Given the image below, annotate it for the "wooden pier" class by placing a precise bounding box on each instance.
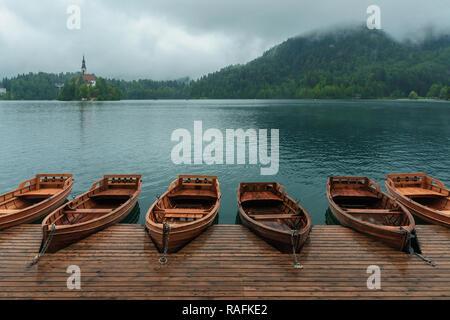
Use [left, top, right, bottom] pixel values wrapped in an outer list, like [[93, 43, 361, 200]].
[[0, 224, 449, 299]]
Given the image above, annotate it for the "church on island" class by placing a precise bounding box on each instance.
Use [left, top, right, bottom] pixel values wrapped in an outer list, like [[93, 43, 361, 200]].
[[80, 55, 96, 87]]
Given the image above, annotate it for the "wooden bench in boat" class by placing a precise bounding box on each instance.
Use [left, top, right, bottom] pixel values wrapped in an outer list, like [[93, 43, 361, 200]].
[[90, 189, 135, 197], [0, 209, 21, 215], [396, 187, 445, 197], [332, 189, 379, 198], [439, 210, 450, 216], [161, 208, 208, 219], [64, 209, 113, 214], [168, 189, 217, 199], [241, 191, 282, 202], [344, 208, 403, 214], [18, 188, 61, 199], [249, 214, 301, 220]]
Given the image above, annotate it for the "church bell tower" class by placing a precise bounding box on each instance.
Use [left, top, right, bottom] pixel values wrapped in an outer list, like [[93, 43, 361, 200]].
[[81, 55, 86, 75]]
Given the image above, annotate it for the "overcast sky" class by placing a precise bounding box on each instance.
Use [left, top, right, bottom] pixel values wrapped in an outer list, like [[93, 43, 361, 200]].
[[0, 0, 449, 80]]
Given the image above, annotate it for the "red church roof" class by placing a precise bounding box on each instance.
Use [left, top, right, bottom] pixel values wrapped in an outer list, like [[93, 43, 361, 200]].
[[82, 74, 96, 82]]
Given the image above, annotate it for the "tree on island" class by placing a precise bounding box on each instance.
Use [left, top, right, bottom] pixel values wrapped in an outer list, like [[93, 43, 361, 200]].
[[408, 91, 419, 99], [58, 76, 122, 101]]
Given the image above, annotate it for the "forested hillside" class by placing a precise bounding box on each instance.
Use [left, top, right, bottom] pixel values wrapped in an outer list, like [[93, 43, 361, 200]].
[[1, 26, 449, 100], [189, 26, 450, 99]]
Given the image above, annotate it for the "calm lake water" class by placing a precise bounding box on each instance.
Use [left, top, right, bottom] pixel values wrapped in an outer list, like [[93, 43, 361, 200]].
[[0, 99, 449, 225]]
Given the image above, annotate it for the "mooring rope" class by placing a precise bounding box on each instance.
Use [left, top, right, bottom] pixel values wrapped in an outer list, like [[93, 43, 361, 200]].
[[400, 226, 437, 267], [27, 223, 56, 268], [159, 222, 171, 265], [290, 230, 303, 269]]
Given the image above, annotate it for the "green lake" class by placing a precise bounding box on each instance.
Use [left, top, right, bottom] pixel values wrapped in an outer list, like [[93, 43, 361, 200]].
[[0, 99, 448, 225]]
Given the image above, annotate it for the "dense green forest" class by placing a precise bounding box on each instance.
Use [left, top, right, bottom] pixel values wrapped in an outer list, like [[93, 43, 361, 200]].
[[58, 76, 121, 101], [189, 26, 450, 99], [1, 26, 449, 100]]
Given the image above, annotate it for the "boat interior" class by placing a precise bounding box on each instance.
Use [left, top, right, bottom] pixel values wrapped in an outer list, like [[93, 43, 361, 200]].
[[240, 182, 307, 231], [330, 177, 409, 226], [0, 174, 71, 216], [387, 173, 450, 216], [46, 175, 140, 226], [151, 175, 219, 224]]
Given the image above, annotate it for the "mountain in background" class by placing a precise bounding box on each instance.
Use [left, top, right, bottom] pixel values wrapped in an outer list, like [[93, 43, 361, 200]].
[[189, 25, 450, 99], [1, 25, 449, 100]]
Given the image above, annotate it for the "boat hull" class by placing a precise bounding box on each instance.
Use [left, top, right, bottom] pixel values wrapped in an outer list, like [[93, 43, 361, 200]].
[[327, 177, 414, 251], [238, 208, 310, 253], [237, 182, 311, 254], [44, 196, 139, 253], [42, 175, 142, 253], [386, 180, 450, 228], [145, 175, 221, 253], [0, 175, 73, 230], [327, 200, 410, 251], [146, 207, 218, 253]]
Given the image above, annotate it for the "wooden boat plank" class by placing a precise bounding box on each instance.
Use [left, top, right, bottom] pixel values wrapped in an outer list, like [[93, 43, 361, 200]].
[[64, 209, 113, 214], [168, 189, 217, 199], [90, 189, 135, 197], [18, 188, 62, 198], [397, 187, 445, 197], [249, 214, 301, 220], [241, 191, 282, 202], [165, 213, 203, 219], [344, 208, 402, 214], [332, 189, 378, 198]]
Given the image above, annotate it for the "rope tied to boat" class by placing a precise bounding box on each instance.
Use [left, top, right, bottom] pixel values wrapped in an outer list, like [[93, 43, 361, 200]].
[[400, 226, 437, 268], [290, 230, 303, 269], [159, 222, 171, 265], [26, 223, 56, 268]]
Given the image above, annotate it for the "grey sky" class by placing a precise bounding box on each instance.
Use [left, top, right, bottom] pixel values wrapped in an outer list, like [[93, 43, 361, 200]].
[[0, 0, 449, 80]]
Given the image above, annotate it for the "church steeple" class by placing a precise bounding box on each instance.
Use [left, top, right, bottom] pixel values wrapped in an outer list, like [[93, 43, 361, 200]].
[[81, 55, 86, 75]]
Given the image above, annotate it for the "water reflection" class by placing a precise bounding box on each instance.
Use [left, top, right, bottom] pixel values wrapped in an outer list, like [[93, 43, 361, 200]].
[[122, 202, 142, 224]]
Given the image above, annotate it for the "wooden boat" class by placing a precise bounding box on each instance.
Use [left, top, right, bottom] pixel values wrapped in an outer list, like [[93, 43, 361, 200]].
[[386, 173, 450, 228], [41, 175, 141, 253], [238, 182, 311, 253], [0, 174, 74, 230], [145, 175, 220, 253], [327, 176, 415, 251]]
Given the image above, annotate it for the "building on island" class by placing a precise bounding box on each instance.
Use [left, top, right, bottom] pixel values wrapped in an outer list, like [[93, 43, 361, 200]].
[[80, 55, 96, 87], [0, 88, 6, 95]]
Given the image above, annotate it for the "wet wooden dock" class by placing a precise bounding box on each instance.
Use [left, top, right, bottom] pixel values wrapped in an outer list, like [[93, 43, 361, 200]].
[[0, 224, 449, 299]]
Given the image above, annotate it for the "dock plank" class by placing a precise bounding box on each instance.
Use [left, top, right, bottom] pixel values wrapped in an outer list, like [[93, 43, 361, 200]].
[[0, 224, 448, 299]]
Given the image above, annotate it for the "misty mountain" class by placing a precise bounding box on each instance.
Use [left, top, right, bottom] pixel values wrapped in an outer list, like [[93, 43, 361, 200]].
[[2, 26, 449, 100], [189, 26, 450, 99]]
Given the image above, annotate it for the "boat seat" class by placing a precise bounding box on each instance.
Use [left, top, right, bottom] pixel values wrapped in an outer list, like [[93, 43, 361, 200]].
[[18, 188, 61, 199], [90, 189, 135, 197], [168, 189, 217, 199], [165, 213, 204, 219], [344, 208, 403, 214], [397, 187, 445, 197], [241, 191, 282, 202], [332, 189, 379, 198], [439, 210, 450, 216], [64, 209, 113, 214], [0, 209, 21, 215], [160, 208, 208, 219], [250, 214, 301, 220]]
